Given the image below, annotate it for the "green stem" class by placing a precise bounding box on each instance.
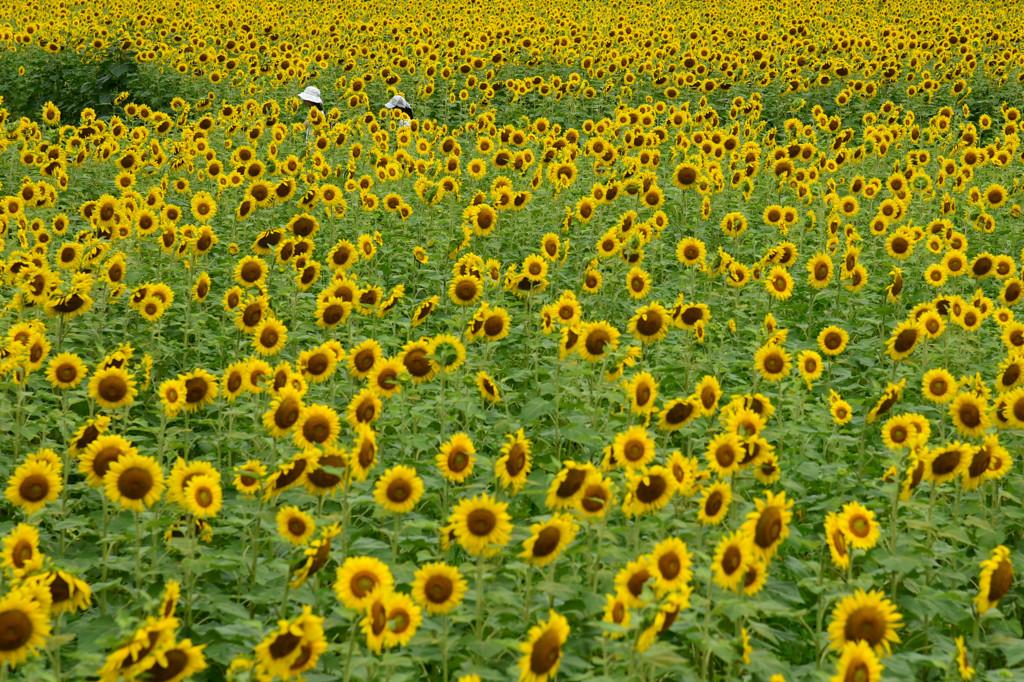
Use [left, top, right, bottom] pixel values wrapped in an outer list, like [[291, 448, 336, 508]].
[[474, 556, 486, 647]]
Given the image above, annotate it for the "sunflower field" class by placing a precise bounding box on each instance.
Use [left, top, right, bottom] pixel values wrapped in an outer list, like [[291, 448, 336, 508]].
[[2, 0, 1024, 680]]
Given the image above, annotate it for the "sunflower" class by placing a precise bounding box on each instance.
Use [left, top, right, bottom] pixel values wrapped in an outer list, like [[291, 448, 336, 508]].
[[361, 591, 422, 652], [650, 536, 693, 595], [518, 610, 570, 682], [579, 321, 621, 362], [921, 368, 956, 403], [495, 429, 532, 493], [949, 392, 990, 437], [98, 616, 178, 680], [817, 326, 849, 356], [5, 460, 61, 514], [954, 636, 974, 680], [373, 465, 424, 514], [866, 380, 906, 423], [289, 523, 342, 589], [251, 317, 288, 356], [922, 442, 972, 484], [402, 338, 439, 384], [449, 493, 513, 557], [79, 434, 136, 487], [448, 274, 483, 306], [334, 556, 394, 611], [233, 256, 268, 288], [626, 267, 651, 299], [704, 432, 743, 478], [831, 641, 883, 682], [46, 352, 87, 389], [741, 490, 794, 561], [885, 320, 924, 361], [276, 506, 315, 546], [613, 426, 656, 470], [346, 388, 382, 429], [139, 638, 208, 682], [520, 514, 578, 568], [975, 545, 1014, 615], [697, 482, 732, 525], [753, 344, 791, 382], [623, 466, 677, 517], [181, 474, 222, 518], [628, 302, 670, 344], [254, 607, 325, 680], [232, 460, 266, 497], [25, 569, 91, 616], [476, 371, 501, 403], [349, 424, 379, 482], [824, 512, 850, 569], [623, 372, 658, 415], [0, 586, 52, 666], [797, 350, 824, 386], [88, 365, 137, 409], [545, 462, 597, 511], [828, 589, 903, 655], [293, 404, 341, 450], [479, 306, 512, 342], [437, 433, 476, 483], [412, 562, 467, 615], [261, 387, 303, 437], [601, 593, 631, 639], [103, 453, 164, 511], [839, 502, 880, 551]]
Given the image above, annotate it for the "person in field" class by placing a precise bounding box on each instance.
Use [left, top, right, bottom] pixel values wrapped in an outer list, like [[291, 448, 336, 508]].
[[384, 94, 414, 127], [297, 86, 323, 141]]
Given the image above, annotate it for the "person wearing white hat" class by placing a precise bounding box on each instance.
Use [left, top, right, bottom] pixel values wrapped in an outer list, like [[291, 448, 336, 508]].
[[384, 94, 414, 128], [297, 86, 323, 141]]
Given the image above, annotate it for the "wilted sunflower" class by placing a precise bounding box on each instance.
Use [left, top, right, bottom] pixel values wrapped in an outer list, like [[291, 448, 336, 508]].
[[289, 523, 341, 589], [866, 380, 906, 423], [517, 610, 570, 682], [828, 589, 903, 655]]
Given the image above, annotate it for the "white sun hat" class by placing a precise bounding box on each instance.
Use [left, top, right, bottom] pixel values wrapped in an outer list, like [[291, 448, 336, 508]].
[[298, 86, 322, 105], [384, 95, 411, 110]]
